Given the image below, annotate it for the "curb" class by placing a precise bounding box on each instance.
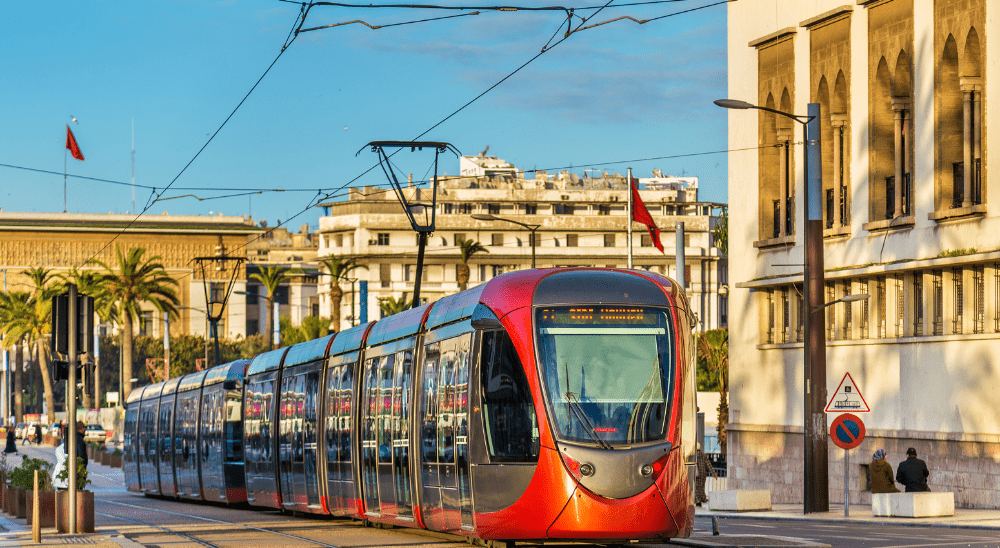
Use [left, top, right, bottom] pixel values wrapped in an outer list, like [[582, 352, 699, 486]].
[[697, 511, 1000, 531]]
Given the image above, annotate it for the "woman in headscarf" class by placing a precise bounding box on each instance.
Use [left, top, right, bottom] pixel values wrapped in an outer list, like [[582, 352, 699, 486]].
[[869, 449, 900, 493]]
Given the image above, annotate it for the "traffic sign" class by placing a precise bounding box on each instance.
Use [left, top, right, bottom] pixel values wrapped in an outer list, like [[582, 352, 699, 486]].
[[830, 413, 866, 450], [825, 372, 870, 413]]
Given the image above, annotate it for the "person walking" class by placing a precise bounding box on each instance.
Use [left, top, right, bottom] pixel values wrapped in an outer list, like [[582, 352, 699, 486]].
[[33, 423, 42, 446], [695, 444, 718, 505], [896, 447, 930, 492], [869, 449, 900, 493], [3, 427, 16, 454]]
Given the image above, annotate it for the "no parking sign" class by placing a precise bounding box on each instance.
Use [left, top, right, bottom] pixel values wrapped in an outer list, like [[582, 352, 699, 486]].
[[830, 413, 866, 450]]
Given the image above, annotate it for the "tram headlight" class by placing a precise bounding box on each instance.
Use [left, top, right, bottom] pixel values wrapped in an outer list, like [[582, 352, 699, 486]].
[[579, 463, 595, 477]]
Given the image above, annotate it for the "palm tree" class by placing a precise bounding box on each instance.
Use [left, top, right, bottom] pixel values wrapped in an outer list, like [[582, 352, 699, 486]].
[[0, 289, 56, 423], [697, 328, 729, 453], [378, 295, 412, 317], [94, 245, 180, 401], [24, 267, 61, 423], [58, 266, 118, 408], [317, 256, 367, 333], [457, 238, 489, 291], [0, 291, 32, 422], [249, 265, 291, 349]]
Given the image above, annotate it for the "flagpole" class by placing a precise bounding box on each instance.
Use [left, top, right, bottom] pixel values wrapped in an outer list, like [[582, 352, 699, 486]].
[[63, 147, 67, 213], [627, 167, 634, 269]]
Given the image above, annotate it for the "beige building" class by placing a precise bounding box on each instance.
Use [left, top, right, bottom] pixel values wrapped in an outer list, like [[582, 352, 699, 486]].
[[245, 223, 321, 335], [724, 0, 999, 508], [0, 211, 262, 340], [316, 154, 728, 332]]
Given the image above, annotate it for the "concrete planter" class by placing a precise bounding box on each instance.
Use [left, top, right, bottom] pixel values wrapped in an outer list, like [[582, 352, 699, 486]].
[[110, 453, 122, 468], [26, 490, 56, 527], [2, 484, 10, 515], [14, 487, 26, 519], [56, 490, 94, 533]]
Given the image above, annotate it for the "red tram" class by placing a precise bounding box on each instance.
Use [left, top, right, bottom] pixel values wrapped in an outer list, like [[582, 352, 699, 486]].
[[124, 268, 697, 544]]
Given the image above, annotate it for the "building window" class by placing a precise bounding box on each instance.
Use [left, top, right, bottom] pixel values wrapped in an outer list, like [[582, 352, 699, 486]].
[[640, 234, 652, 247], [875, 277, 887, 338], [273, 286, 289, 306], [458, 203, 473, 214], [245, 284, 259, 305], [913, 274, 924, 336], [453, 233, 466, 246], [973, 266, 985, 334], [597, 204, 611, 215], [380, 263, 391, 289], [895, 277, 905, 338], [487, 203, 501, 215], [376, 233, 390, 246], [209, 282, 226, 305], [566, 234, 578, 247], [826, 283, 836, 340], [720, 295, 728, 327], [555, 203, 574, 215], [780, 290, 789, 343], [524, 204, 537, 215], [860, 280, 869, 338], [953, 268, 964, 334], [443, 203, 454, 214], [842, 282, 853, 338], [491, 233, 504, 247], [247, 319, 259, 335], [604, 234, 616, 247], [767, 290, 775, 344], [795, 285, 804, 342], [139, 311, 154, 337], [335, 234, 344, 247], [932, 270, 944, 335]]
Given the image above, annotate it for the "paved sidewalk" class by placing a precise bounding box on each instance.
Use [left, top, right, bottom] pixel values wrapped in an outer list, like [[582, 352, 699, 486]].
[[0, 510, 142, 548], [697, 502, 1000, 529]]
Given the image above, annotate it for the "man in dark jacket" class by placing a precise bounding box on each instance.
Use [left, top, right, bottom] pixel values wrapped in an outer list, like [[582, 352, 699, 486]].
[[74, 421, 88, 470], [896, 447, 929, 492]]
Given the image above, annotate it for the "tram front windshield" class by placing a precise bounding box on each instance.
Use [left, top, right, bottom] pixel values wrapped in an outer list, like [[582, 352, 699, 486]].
[[536, 306, 675, 447]]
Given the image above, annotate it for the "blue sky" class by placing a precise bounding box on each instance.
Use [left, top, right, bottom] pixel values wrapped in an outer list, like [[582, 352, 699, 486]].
[[0, 0, 728, 231]]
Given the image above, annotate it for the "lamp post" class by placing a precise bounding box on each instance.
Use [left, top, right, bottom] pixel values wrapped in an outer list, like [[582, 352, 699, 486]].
[[470, 214, 541, 268], [715, 98, 828, 514]]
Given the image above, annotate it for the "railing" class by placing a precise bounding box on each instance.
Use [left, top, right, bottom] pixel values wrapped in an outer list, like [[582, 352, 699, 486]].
[[885, 173, 912, 219], [953, 160, 983, 208]]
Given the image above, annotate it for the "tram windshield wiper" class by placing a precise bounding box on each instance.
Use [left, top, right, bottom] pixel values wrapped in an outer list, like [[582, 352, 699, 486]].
[[564, 362, 613, 450]]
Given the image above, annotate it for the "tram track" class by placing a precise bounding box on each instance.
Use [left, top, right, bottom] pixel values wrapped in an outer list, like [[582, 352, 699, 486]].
[[98, 499, 348, 548]]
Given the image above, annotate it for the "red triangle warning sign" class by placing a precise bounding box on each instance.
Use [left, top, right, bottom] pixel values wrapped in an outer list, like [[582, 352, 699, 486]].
[[825, 372, 870, 413]]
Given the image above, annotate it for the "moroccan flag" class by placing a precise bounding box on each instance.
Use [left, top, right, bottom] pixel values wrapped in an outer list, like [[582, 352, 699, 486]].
[[66, 125, 85, 161], [631, 177, 664, 253]]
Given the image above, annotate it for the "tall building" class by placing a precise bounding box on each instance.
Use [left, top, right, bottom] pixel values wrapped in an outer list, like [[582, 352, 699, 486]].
[[724, 0, 998, 507], [316, 154, 728, 332], [245, 223, 321, 336]]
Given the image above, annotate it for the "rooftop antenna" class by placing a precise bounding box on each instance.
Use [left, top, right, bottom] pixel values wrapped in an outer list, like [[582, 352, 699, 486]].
[[131, 118, 136, 213]]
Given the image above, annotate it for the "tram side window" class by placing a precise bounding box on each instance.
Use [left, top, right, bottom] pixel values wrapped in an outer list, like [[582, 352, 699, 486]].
[[421, 343, 440, 463], [481, 330, 539, 462]]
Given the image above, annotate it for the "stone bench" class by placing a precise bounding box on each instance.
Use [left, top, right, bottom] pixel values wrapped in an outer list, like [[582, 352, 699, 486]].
[[708, 490, 771, 511], [872, 492, 955, 518]]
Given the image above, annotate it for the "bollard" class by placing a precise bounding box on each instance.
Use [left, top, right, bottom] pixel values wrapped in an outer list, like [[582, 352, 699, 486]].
[[32, 470, 40, 543], [712, 516, 720, 536]]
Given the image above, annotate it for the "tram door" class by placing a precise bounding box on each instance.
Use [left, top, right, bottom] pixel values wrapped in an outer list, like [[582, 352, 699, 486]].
[[360, 349, 414, 518], [280, 368, 323, 512], [157, 398, 176, 496], [420, 333, 473, 532], [324, 361, 356, 516]]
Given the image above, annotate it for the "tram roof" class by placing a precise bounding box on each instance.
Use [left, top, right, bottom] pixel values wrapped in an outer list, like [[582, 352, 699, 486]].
[[425, 284, 485, 330], [328, 321, 372, 356], [283, 335, 334, 369], [125, 385, 145, 405], [140, 381, 165, 401], [247, 347, 290, 376], [365, 303, 432, 346], [177, 369, 209, 393], [161, 376, 182, 396], [204, 359, 251, 387]]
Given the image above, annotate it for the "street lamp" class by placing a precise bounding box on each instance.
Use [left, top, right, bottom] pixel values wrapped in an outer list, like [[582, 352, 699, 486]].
[[470, 214, 541, 268], [715, 98, 828, 514]]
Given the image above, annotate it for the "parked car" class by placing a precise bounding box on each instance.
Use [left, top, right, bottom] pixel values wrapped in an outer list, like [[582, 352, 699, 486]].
[[13, 423, 26, 439], [83, 424, 106, 444]]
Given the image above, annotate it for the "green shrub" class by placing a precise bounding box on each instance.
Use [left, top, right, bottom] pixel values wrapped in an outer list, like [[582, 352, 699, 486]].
[[55, 457, 90, 491], [9, 457, 51, 491]]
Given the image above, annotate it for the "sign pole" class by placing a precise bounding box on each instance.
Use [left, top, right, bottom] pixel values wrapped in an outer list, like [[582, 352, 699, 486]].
[[844, 446, 849, 517]]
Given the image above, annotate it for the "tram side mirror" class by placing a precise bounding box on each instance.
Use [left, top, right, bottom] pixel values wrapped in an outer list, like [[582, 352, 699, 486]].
[[470, 303, 503, 330]]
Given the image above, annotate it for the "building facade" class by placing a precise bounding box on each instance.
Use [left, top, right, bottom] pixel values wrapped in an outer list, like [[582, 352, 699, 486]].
[[0, 211, 261, 340], [725, 0, 999, 508], [316, 154, 728, 332], [245, 223, 321, 336]]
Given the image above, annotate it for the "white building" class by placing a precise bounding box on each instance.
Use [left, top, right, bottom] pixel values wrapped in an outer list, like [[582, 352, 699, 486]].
[[316, 155, 728, 332], [724, 0, 1000, 507]]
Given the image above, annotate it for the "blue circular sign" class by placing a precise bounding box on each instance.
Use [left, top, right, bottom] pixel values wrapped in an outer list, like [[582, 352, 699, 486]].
[[830, 413, 865, 450]]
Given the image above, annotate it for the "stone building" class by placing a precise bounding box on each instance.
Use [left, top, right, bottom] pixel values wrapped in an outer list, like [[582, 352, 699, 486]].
[[0, 211, 261, 340], [245, 223, 320, 336], [315, 154, 728, 332], [723, 0, 998, 507]]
